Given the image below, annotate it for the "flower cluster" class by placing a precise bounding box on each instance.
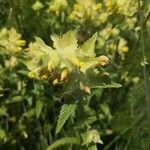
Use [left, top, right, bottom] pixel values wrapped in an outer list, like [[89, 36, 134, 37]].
[[97, 23, 128, 59], [0, 28, 25, 54], [26, 31, 109, 84], [103, 0, 141, 16], [47, 0, 68, 14], [43, 0, 142, 59], [69, 0, 108, 25]]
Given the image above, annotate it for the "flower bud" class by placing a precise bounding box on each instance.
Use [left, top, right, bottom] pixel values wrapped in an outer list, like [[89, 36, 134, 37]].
[[53, 78, 59, 85], [48, 60, 54, 72], [60, 68, 70, 81], [100, 72, 110, 77], [97, 55, 109, 67], [80, 82, 91, 94], [22, 131, 28, 139]]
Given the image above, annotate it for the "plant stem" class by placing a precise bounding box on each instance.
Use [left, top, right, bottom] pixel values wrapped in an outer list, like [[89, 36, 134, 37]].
[[104, 113, 143, 150], [138, 1, 150, 149]]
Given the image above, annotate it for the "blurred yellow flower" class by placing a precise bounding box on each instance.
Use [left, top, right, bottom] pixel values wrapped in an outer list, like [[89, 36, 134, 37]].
[[0, 28, 26, 54]]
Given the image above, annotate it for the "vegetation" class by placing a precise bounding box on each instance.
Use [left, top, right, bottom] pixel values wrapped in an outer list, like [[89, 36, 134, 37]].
[[0, 0, 150, 149]]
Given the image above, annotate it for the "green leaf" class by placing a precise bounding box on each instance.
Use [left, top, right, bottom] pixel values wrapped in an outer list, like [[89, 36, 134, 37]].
[[88, 144, 97, 150], [100, 103, 113, 120], [56, 103, 77, 134], [92, 82, 122, 89], [23, 109, 35, 118], [0, 107, 8, 116], [6, 96, 23, 104], [47, 137, 80, 150], [35, 100, 43, 119], [0, 129, 6, 140]]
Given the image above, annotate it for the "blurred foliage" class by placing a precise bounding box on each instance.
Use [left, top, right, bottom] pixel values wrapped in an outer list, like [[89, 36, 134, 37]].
[[0, 0, 150, 150]]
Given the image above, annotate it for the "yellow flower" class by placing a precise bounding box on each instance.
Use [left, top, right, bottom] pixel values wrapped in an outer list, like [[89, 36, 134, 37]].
[[32, 0, 44, 11], [48, 60, 55, 72], [47, 0, 68, 14], [28, 72, 37, 79], [118, 38, 129, 53], [0, 28, 26, 54], [60, 68, 70, 81], [72, 58, 85, 68], [53, 78, 59, 85]]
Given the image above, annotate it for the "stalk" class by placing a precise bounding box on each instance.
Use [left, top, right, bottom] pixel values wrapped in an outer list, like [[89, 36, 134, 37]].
[[138, 1, 150, 149]]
